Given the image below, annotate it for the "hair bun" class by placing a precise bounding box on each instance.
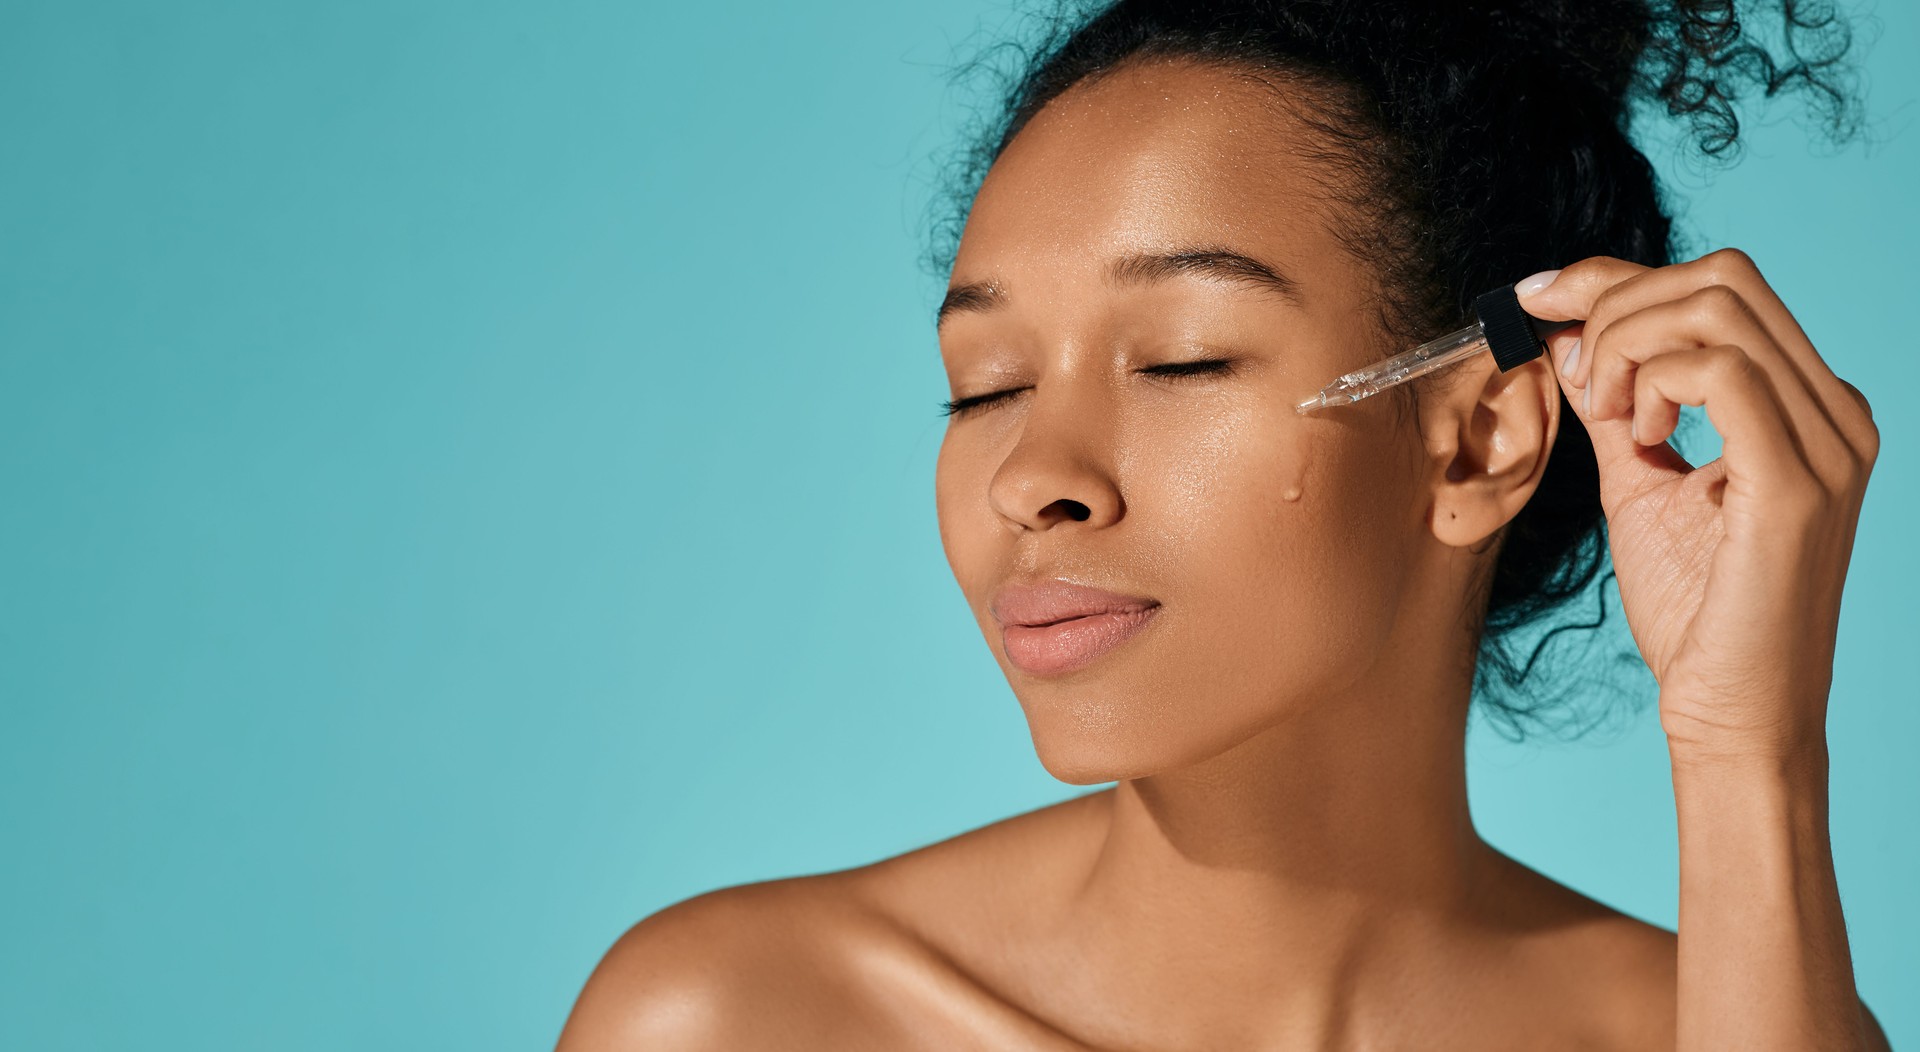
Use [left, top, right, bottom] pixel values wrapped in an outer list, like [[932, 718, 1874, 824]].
[[1475, 1, 1653, 106], [1473, 0, 1860, 156]]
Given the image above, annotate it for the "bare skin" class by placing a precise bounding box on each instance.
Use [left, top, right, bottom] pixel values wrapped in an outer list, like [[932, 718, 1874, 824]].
[[558, 57, 1887, 1051]]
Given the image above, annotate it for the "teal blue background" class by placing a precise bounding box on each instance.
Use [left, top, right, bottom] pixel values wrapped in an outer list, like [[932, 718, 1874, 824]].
[[2, 2, 1913, 1047]]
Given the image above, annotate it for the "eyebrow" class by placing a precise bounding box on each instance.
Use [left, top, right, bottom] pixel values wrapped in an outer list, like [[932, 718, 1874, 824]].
[[935, 245, 1305, 330]]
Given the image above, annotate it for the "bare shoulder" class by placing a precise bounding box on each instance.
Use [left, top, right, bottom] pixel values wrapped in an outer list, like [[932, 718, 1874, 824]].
[[553, 793, 1106, 1051], [1472, 847, 1680, 1048], [1481, 849, 1894, 1050], [553, 874, 894, 1051]]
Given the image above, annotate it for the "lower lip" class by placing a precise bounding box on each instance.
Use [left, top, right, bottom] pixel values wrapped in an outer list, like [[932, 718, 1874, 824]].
[[1000, 605, 1162, 676]]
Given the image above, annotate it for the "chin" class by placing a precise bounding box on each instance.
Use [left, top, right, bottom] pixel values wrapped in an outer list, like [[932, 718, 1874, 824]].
[[1030, 740, 1152, 786], [1012, 659, 1326, 785], [1015, 685, 1214, 785]]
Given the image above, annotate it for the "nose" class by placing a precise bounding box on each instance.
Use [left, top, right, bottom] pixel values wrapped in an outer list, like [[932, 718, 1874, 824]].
[[985, 383, 1124, 533]]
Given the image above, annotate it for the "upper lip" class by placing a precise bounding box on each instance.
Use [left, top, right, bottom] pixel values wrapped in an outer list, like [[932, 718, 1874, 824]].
[[990, 578, 1160, 627]]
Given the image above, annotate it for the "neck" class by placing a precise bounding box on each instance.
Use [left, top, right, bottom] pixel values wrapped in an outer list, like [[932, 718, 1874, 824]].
[[1061, 676, 1496, 1046]]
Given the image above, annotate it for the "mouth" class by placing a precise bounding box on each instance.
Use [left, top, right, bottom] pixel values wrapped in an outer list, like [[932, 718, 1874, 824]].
[[990, 578, 1162, 676], [999, 603, 1162, 676]]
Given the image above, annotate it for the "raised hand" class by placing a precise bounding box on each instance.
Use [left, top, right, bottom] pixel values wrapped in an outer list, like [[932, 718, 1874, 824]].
[[1515, 250, 1878, 765]]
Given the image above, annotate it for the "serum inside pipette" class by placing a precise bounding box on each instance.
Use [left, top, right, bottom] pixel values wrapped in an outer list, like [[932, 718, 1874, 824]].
[[1294, 284, 1578, 413], [1294, 321, 1492, 413]]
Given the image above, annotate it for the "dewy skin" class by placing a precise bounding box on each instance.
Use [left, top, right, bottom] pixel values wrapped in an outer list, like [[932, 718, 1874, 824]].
[[1295, 283, 1577, 413]]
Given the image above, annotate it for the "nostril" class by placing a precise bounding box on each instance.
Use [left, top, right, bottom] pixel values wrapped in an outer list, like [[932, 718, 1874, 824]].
[[1055, 499, 1091, 521]]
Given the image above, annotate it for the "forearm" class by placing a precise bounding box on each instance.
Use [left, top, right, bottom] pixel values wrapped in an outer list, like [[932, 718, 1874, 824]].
[[1669, 734, 1868, 1050]]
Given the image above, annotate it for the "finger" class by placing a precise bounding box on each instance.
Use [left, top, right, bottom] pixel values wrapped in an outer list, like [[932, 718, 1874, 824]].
[[1673, 249, 1875, 453], [1514, 256, 1650, 338], [1630, 381, 1684, 449], [1525, 257, 1661, 396], [1582, 285, 1853, 473], [1521, 249, 1874, 458], [1631, 343, 1822, 506], [1835, 377, 1883, 474], [1548, 330, 1694, 485], [1835, 377, 1872, 418]]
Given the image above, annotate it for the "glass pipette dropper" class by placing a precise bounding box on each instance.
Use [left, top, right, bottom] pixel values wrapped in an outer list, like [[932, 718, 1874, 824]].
[[1295, 283, 1579, 413]]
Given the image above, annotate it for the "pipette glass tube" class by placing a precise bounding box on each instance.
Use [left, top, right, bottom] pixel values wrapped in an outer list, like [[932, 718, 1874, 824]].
[[1293, 321, 1490, 413], [1294, 283, 1578, 414]]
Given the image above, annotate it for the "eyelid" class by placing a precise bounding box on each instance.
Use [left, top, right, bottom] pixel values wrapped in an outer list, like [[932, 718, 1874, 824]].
[[940, 356, 1237, 419], [1142, 356, 1237, 377], [938, 385, 1026, 418]]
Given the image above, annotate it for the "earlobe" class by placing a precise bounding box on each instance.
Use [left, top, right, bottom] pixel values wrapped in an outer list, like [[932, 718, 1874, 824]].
[[1425, 359, 1559, 547]]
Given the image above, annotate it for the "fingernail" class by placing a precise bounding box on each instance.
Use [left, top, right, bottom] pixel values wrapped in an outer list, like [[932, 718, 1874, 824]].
[[1559, 338, 1581, 378], [1582, 384, 1592, 416], [1514, 269, 1562, 299], [1631, 415, 1640, 444]]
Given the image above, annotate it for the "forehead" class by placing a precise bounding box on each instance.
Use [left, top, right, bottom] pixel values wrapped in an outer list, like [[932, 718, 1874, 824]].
[[954, 58, 1352, 275]]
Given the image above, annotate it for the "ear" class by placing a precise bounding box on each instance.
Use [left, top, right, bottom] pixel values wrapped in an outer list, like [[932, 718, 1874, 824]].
[[1418, 355, 1560, 548]]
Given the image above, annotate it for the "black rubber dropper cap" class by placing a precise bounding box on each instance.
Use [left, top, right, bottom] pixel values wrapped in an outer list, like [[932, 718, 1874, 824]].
[[1472, 284, 1580, 372]]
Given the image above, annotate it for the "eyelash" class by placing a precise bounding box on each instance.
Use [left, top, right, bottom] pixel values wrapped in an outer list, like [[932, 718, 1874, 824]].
[[938, 358, 1237, 419]]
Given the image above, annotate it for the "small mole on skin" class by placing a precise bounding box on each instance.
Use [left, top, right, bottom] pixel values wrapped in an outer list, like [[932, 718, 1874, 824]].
[[1282, 485, 1302, 502]]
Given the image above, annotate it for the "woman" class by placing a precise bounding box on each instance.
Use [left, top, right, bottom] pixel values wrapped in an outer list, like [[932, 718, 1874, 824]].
[[559, 1, 1888, 1047]]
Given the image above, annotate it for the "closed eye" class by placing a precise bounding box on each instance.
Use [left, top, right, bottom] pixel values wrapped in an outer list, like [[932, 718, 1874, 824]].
[[1143, 358, 1236, 380], [937, 388, 1021, 419], [938, 358, 1238, 419]]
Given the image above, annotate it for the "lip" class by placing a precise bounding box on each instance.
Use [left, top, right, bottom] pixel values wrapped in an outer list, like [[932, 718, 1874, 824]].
[[991, 580, 1162, 676]]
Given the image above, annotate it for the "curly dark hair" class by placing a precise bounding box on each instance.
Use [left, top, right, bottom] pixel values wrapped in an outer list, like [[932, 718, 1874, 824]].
[[923, 0, 1865, 741]]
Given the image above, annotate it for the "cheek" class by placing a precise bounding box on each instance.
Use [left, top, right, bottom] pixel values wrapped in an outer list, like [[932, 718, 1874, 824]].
[[933, 435, 980, 575], [933, 432, 1006, 610], [1127, 402, 1366, 582], [933, 398, 1424, 782], [1127, 406, 1417, 708]]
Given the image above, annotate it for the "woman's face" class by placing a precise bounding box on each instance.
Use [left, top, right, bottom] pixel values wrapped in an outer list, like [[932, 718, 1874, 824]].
[[935, 59, 1444, 784]]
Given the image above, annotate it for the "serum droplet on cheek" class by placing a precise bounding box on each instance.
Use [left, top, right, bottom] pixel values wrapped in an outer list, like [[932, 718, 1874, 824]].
[[1276, 419, 1312, 504]]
